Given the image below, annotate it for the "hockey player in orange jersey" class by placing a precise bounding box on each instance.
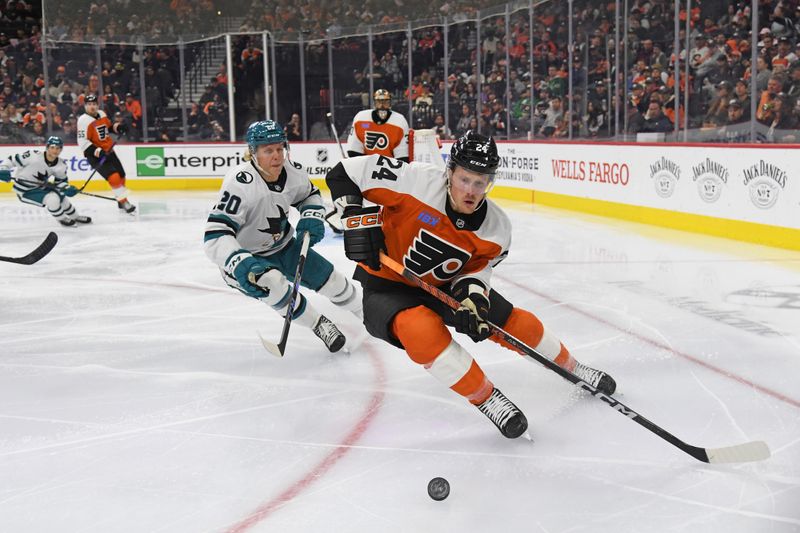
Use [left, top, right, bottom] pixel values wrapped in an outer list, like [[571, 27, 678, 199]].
[[326, 131, 616, 439], [77, 94, 136, 213], [345, 89, 409, 162]]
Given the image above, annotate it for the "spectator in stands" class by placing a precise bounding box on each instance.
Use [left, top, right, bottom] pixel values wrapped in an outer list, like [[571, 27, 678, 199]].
[[540, 97, 563, 137], [764, 92, 797, 142], [60, 117, 77, 144], [639, 101, 672, 133], [455, 103, 475, 136], [285, 112, 302, 141], [704, 81, 733, 126], [757, 76, 784, 124], [124, 93, 142, 124], [432, 113, 451, 140], [733, 78, 752, 119], [22, 102, 44, 127]]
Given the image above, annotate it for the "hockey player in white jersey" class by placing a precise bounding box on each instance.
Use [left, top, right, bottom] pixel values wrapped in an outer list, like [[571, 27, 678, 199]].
[[0, 136, 92, 227], [204, 120, 363, 352]]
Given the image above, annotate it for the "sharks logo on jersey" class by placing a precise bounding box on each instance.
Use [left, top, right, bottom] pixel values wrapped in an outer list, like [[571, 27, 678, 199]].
[[257, 205, 288, 243], [404, 229, 472, 281]]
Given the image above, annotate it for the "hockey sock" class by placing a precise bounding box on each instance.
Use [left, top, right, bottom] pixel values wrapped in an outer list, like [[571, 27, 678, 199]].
[[43, 191, 69, 221], [317, 270, 363, 318], [107, 172, 129, 200], [255, 269, 319, 328], [392, 306, 493, 404], [492, 307, 576, 371]]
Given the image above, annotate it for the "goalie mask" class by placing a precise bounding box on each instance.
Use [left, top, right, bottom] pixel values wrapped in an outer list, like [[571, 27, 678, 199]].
[[373, 89, 392, 123]]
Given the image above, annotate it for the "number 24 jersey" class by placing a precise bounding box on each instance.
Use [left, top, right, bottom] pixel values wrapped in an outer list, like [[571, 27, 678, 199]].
[[330, 154, 511, 290]]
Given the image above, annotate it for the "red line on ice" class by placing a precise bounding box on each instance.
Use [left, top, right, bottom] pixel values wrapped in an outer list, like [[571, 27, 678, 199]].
[[225, 346, 386, 532], [496, 274, 800, 409]]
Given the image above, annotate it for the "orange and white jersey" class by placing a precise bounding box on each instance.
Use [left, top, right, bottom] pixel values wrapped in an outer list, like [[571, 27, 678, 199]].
[[328, 154, 510, 290], [346, 109, 409, 159], [77, 110, 115, 154]]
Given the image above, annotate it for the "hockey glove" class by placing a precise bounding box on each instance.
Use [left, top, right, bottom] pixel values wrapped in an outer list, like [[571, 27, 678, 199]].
[[295, 204, 326, 247], [0, 169, 11, 182], [59, 184, 79, 197], [225, 250, 270, 298], [452, 279, 492, 342], [342, 205, 385, 270]]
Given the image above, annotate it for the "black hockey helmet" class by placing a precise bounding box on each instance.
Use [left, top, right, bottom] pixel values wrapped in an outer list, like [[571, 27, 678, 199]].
[[84, 94, 98, 103], [448, 130, 500, 175]]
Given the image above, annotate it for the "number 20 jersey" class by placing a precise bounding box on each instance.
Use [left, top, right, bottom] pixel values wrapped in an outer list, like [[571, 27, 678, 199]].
[[328, 154, 511, 290]]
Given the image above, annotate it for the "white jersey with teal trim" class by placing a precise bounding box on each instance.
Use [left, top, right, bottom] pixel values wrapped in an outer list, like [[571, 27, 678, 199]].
[[204, 159, 322, 267], [0, 149, 69, 194]]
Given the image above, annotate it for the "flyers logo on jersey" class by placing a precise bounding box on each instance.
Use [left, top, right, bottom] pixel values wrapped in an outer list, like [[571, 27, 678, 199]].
[[404, 229, 471, 281], [364, 131, 389, 150]]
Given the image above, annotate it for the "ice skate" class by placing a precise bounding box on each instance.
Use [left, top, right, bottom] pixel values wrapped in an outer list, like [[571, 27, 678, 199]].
[[312, 315, 346, 353], [118, 199, 136, 214], [573, 361, 616, 395], [476, 388, 528, 439]]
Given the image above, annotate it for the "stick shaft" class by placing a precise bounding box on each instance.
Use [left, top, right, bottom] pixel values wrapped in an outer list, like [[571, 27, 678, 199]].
[[378, 252, 769, 464]]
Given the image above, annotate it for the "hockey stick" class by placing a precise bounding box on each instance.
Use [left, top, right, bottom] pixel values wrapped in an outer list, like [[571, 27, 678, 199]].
[[379, 252, 771, 464], [324, 112, 346, 234], [78, 146, 113, 192], [0, 232, 58, 265], [326, 112, 346, 159], [253, 231, 311, 357], [78, 190, 116, 201]]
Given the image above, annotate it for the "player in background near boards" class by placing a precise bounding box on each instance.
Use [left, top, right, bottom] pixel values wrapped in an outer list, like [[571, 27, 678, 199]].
[[346, 89, 410, 162], [0, 136, 92, 227], [204, 120, 363, 353], [77, 94, 136, 214], [326, 130, 616, 438]]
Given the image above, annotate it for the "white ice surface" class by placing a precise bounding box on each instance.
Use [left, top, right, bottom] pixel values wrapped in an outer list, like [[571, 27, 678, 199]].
[[1, 191, 799, 533]]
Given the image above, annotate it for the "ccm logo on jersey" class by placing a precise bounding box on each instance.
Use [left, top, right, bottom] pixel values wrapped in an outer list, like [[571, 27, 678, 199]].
[[364, 131, 390, 150], [404, 229, 471, 281], [344, 210, 383, 229]]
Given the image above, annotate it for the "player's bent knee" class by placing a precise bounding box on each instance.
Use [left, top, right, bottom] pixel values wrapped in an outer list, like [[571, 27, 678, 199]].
[[392, 305, 451, 364], [43, 191, 62, 210]]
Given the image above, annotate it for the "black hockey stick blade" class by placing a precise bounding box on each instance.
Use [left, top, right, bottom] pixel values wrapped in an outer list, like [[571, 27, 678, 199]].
[[255, 232, 311, 357], [0, 232, 58, 265], [379, 253, 771, 464]]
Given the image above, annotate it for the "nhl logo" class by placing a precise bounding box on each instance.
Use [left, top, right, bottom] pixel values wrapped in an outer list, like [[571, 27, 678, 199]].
[[316, 148, 328, 163]]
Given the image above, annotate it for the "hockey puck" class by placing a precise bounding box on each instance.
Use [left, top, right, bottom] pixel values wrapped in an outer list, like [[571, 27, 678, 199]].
[[427, 477, 450, 501]]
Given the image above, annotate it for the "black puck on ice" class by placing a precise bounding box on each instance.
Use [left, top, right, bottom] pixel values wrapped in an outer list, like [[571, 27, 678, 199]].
[[427, 477, 450, 501]]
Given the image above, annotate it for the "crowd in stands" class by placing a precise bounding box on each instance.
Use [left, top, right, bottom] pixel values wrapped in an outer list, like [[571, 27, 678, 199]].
[[4, 0, 800, 145]]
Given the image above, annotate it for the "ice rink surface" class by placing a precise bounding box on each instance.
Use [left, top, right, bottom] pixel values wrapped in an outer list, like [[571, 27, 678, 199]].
[[1, 191, 798, 533]]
